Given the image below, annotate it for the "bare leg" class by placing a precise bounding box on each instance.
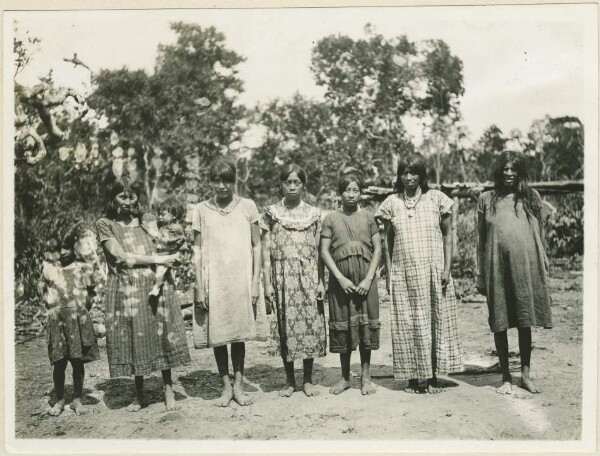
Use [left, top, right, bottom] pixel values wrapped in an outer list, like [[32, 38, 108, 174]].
[[213, 345, 233, 407], [162, 369, 179, 411], [70, 359, 87, 415], [279, 359, 296, 397], [494, 330, 513, 394], [231, 342, 253, 406], [49, 358, 68, 416], [518, 327, 540, 393], [303, 358, 319, 397], [330, 352, 351, 395], [126, 376, 143, 411], [360, 348, 376, 395]]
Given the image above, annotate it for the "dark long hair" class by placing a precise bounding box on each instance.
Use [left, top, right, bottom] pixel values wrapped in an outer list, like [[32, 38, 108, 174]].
[[394, 154, 430, 193], [279, 163, 307, 185], [490, 151, 541, 221], [105, 179, 142, 219]]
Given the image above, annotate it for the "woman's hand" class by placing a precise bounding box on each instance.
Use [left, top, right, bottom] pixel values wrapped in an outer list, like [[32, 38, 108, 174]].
[[194, 285, 208, 311], [355, 277, 372, 296], [251, 281, 260, 307], [159, 252, 181, 268], [316, 281, 325, 301], [441, 270, 450, 288], [338, 276, 355, 295], [264, 283, 275, 314], [386, 275, 391, 294]]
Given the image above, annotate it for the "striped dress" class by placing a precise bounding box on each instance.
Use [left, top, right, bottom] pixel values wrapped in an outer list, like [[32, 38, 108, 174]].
[[376, 190, 463, 381], [96, 216, 191, 378]]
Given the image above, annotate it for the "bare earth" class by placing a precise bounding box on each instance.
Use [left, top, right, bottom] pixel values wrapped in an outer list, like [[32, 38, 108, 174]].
[[14, 267, 582, 441]]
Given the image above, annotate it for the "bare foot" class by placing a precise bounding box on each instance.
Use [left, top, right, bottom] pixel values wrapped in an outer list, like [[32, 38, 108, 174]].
[[521, 377, 541, 394], [404, 379, 420, 394], [278, 383, 296, 398], [303, 382, 320, 397], [48, 399, 65, 416], [71, 398, 87, 416], [496, 381, 513, 395], [361, 377, 376, 395], [213, 385, 234, 407], [126, 398, 142, 412], [329, 378, 351, 395], [232, 384, 254, 406], [425, 378, 443, 394], [165, 384, 179, 411]]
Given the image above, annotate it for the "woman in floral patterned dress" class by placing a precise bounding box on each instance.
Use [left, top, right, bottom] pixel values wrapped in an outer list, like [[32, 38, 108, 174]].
[[261, 164, 327, 398]]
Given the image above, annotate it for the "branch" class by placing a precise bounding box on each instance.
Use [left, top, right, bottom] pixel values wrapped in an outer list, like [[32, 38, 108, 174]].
[[19, 126, 47, 165]]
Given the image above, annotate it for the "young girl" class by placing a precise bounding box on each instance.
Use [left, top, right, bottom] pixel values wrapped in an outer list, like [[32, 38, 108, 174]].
[[192, 159, 261, 407], [142, 197, 186, 298], [41, 228, 100, 416], [320, 173, 382, 395], [261, 164, 327, 398]]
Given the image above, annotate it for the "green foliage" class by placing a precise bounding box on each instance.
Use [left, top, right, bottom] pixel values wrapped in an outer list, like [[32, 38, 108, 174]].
[[545, 194, 584, 257]]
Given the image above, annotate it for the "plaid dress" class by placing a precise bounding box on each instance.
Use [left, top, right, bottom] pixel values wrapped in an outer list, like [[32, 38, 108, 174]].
[[260, 201, 327, 362], [96, 217, 191, 378], [376, 190, 463, 380]]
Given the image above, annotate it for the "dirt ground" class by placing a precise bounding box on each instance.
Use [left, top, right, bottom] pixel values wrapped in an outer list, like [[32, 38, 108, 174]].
[[13, 265, 583, 441]]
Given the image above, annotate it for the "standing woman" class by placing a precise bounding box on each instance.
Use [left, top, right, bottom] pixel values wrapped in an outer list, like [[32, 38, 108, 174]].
[[192, 159, 261, 407], [261, 164, 327, 398], [96, 179, 191, 412], [477, 151, 552, 394], [375, 154, 463, 393]]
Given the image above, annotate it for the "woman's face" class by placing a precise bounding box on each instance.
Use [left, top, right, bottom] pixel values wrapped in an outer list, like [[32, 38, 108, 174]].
[[115, 191, 138, 215], [341, 181, 361, 208], [502, 162, 517, 189], [281, 172, 304, 200], [400, 169, 420, 192], [211, 178, 235, 201]]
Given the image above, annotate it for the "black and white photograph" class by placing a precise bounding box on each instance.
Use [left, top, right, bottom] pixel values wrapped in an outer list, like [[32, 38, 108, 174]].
[[2, 2, 598, 453]]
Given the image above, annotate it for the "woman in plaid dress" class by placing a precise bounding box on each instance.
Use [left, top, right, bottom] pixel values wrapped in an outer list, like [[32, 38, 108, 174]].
[[96, 180, 191, 412], [376, 154, 463, 393]]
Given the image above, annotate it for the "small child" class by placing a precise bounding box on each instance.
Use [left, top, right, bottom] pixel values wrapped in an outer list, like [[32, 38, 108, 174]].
[[41, 229, 100, 416], [142, 197, 186, 297]]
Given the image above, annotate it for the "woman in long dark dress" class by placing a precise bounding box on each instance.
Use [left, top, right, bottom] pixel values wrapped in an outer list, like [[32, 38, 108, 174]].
[[96, 179, 191, 411], [477, 151, 552, 394]]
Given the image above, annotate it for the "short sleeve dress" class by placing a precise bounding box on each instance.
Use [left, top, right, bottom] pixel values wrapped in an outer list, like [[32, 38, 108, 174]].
[[96, 216, 191, 378], [375, 190, 463, 381], [43, 261, 100, 365], [321, 209, 380, 353], [477, 191, 552, 332], [191, 196, 260, 348], [260, 200, 327, 362]]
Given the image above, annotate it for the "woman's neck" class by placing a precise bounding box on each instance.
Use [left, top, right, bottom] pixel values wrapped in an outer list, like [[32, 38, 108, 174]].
[[283, 196, 301, 209], [404, 187, 418, 197], [116, 213, 136, 225], [342, 204, 358, 214], [216, 194, 234, 207]]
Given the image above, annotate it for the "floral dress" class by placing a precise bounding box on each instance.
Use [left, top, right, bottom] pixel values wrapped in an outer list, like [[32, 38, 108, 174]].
[[42, 260, 100, 365], [96, 216, 191, 377], [376, 190, 463, 381], [261, 200, 327, 362]]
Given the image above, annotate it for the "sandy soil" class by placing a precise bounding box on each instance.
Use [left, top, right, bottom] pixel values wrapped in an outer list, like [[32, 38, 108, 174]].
[[13, 266, 583, 441]]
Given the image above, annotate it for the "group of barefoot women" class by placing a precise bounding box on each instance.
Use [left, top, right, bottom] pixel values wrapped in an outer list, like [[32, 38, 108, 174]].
[[43, 150, 552, 414]]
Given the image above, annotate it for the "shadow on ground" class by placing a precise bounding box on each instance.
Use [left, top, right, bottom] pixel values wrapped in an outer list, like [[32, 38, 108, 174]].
[[95, 376, 187, 410]]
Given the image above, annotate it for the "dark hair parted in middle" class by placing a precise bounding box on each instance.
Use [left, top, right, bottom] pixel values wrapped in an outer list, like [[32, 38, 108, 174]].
[[338, 172, 365, 194], [105, 178, 142, 219], [209, 159, 236, 183], [394, 154, 430, 193], [156, 197, 185, 222], [279, 164, 307, 185]]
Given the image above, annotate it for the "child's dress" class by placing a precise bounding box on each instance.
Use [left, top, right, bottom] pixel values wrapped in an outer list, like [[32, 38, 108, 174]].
[[42, 261, 100, 364], [321, 209, 381, 353], [260, 200, 327, 361]]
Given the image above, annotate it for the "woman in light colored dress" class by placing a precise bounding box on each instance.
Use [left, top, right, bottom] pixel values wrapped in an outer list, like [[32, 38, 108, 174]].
[[261, 164, 327, 398], [192, 160, 261, 407], [376, 154, 463, 393], [96, 179, 191, 412], [477, 151, 552, 394]]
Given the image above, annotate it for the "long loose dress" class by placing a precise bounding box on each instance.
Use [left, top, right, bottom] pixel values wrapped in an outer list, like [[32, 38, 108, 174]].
[[376, 190, 463, 381], [261, 200, 327, 362], [96, 217, 191, 378], [191, 196, 260, 348], [477, 191, 552, 332], [321, 209, 380, 353]]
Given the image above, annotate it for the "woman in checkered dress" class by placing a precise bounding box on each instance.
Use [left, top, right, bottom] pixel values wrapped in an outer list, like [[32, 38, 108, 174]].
[[96, 180, 191, 411], [376, 154, 463, 393]]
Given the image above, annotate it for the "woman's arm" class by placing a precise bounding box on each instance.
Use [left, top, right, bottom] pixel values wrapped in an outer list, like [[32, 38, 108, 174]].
[[476, 208, 487, 294], [320, 237, 355, 294], [193, 231, 207, 310], [102, 238, 178, 267], [355, 232, 382, 296], [250, 223, 262, 306], [440, 213, 453, 287], [380, 219, 394, 293]]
